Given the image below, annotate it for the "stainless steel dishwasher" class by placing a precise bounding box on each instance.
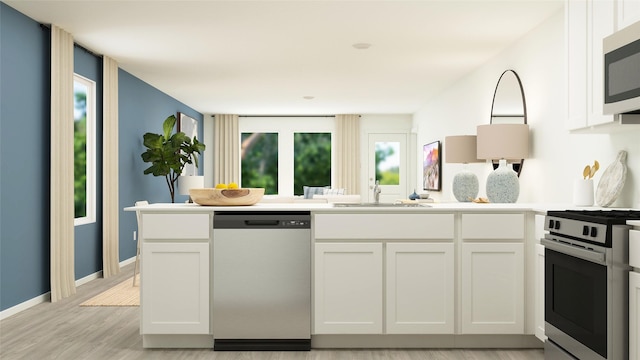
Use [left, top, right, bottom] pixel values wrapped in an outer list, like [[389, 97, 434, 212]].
[[212, 211, 311, 351]]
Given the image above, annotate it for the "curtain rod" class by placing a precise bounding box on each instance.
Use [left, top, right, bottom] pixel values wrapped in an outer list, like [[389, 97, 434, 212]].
[[39, 23, 103, 58]]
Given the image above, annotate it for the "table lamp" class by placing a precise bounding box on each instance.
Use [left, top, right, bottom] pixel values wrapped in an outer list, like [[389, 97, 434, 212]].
[[476, 124, 529, 203], [178, 175, 205, 203], [445, 135, 482, 202]]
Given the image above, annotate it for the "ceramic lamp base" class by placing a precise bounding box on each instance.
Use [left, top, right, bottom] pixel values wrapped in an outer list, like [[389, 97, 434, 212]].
[[452, 171, 479, 202], [486, 159, 519, 203]]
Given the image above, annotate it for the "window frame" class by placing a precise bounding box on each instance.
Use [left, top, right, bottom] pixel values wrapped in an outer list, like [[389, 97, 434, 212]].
[[73, 73, 96, 226], [239, 116, 335, 196]]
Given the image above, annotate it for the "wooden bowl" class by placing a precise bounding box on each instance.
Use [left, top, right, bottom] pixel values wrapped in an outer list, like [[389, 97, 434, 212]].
[[189, 188, 265, 206]]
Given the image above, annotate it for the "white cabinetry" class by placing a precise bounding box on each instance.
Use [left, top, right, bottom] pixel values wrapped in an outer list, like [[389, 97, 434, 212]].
[[140, 213, 211, 336], [314, 242, 383, 334], [386, 243, 454, 334], [141, 241, 210, 334], [313, 213, 455, 335], [629, 228, 640, 359], [460, 213, 525, 334], [566, 0, 615, 131], [617, 0, 640, 30], [630, 271, 640, 360], [534, 214, 547, 341], [534, 243, 546, 341]]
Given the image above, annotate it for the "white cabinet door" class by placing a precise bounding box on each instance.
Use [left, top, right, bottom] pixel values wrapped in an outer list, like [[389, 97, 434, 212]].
[[566, 0, 588, 130], [141, 241, 210, 334], [386, 243, 454, 334], [461, 242, 524, 334], [314, 242, 383, 334], [617, 0, 640, 30], [631, 271, 640, 360], [566, 0, 616, 130], [587, 0, 615, 127], [535, 243, 547, 341]]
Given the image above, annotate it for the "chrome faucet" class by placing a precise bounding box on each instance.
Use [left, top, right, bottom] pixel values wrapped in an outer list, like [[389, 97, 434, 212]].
[[373, 180, 381, 203]]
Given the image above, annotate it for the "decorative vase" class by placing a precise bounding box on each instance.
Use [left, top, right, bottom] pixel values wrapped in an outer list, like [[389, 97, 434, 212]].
[[573, 179, 594, 206], [486, 159, 519, 203], [452, 169, 479, 202]]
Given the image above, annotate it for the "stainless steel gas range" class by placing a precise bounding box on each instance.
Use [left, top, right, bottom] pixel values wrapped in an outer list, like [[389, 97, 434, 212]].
[[542, 210, 640, 360]]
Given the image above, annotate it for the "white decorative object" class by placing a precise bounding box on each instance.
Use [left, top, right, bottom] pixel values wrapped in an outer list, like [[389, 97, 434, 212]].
[[573, 179, 594, 206], [178, 175, 205, 203], [596, 150, 628, 207], [485, 159, 519, 203], [445, 135, 481, 202], [452, 170, 479, 202]]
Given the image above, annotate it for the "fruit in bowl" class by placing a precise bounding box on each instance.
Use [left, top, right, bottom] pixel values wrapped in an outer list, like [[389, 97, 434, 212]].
[[189, 187, 264, 206]]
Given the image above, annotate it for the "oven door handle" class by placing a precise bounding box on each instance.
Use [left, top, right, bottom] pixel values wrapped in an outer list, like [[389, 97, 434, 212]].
[[541, 238, 605, 264]]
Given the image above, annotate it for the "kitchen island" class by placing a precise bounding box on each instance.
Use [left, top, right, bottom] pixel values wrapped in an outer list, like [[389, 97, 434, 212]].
[[125, 202, 553, 349]]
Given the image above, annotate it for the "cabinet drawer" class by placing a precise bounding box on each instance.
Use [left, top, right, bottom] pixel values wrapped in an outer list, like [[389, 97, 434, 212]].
[[630, 230, 640, 268], [142, 213, 210, 240], [461, 213, 524, 240], [314, 213, 454, 240]]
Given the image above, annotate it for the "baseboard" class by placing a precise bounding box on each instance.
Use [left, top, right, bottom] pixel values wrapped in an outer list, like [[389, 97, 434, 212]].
[[0, 256, 137, 320], [0, 292, 50, 321]]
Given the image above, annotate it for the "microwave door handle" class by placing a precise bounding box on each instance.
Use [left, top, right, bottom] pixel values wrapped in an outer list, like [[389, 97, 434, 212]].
[[541, 238, 605, 265]]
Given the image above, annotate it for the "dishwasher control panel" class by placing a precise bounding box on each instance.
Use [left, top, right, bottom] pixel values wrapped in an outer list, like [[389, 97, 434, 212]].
[[214, 211, 311, 229]]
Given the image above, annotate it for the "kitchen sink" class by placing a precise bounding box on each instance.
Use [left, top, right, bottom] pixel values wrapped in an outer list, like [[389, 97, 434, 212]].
[[333, 202, 429, 208]]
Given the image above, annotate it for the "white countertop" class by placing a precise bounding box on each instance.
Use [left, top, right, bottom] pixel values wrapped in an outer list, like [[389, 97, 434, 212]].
[[124, 201, 601, 213]]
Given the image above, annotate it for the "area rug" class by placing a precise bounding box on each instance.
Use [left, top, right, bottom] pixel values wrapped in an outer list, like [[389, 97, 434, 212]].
[[80, 276, 139, 307]]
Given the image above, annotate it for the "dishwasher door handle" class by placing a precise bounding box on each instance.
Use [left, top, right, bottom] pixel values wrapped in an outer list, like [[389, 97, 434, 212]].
[[245, 220, 280, 227]]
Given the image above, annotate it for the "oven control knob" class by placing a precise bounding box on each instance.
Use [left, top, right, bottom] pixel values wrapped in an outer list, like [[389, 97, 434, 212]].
[[590, 227, 598, 237], [582, 226, 589, 236], [554, 221, 560, 230], [548, 220, 554, 229]]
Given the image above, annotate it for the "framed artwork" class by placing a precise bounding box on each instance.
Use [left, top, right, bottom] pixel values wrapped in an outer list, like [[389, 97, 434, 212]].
[[177, 112, 198, 176], [423, 140, 441, 191]]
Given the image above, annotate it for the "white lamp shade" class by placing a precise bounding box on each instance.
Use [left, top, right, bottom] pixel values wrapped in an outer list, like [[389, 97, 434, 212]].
[[445, 135, 481, 163], [178, 175, 204, 195], [476, 124, 529, 161]]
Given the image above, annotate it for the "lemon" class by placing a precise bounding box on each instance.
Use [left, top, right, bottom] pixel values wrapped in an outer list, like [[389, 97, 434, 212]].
[[215, 183, 228, 189], [228, 182, 239, 189]]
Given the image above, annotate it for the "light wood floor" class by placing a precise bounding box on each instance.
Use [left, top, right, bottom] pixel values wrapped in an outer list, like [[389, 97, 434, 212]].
[[0, 263, 544, 360]]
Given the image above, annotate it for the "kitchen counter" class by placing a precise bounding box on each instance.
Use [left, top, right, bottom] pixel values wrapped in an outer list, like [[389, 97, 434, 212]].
[[124, 201, 579, 213], [131, 201, 635, 350]]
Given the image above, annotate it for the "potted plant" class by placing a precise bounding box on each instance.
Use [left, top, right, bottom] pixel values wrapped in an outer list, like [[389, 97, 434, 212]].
[[141, 114, 206, 203]]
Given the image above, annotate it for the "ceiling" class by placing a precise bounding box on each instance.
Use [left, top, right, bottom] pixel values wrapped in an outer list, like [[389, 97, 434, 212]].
[[5, 0, 563, 115]]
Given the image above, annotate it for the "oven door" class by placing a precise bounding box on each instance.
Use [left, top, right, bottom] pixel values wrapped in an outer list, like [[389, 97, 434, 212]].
[[544, 243, 608, 359]]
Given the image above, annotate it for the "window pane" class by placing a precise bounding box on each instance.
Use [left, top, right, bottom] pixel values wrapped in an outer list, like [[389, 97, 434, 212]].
[[293, 133, 331, 195], [375, 141, 400, 185], [74, 81, 87, 218], [241, 133, 278, 194]]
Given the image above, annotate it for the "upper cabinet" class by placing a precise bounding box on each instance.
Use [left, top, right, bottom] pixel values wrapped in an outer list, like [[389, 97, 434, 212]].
[[618, 0, 640, 30], [566, 0, 640, 132], [566, 0, 614, 131]]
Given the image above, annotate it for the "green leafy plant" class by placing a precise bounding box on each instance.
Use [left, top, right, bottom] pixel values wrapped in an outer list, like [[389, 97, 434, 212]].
[[141, 115, 206, 203]]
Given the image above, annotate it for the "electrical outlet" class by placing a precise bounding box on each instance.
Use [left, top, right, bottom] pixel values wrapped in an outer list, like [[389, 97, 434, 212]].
[[133, 230, 137, 241]]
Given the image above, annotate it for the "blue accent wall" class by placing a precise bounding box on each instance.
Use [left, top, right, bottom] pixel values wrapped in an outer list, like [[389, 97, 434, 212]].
[[118, 69, 203, 261], [0, 2, 203, 312], [0, 3, 51, 312]]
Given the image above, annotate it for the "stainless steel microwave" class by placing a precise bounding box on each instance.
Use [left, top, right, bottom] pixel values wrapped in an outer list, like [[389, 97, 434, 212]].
[[604, 20, 640, 115]]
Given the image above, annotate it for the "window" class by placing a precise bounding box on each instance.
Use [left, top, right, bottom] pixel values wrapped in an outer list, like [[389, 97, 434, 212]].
[[375, 141, 400, 185], [239, 117, 335, 196], [74, 74, 96, 225]]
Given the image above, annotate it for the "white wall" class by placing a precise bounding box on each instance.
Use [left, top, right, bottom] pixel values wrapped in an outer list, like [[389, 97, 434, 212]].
[[413, 10, 640, 208]]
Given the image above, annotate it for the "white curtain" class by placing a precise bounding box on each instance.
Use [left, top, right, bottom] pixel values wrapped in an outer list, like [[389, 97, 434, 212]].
[[213, 114, 240, 185], [102, 56, 119, 278], [335, 114, 361, 195], [50, 25, 76, 302]]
